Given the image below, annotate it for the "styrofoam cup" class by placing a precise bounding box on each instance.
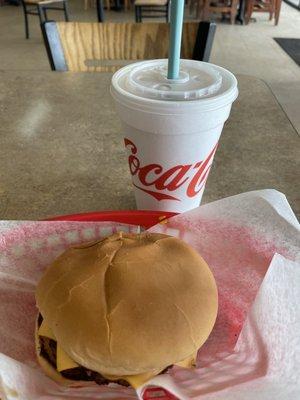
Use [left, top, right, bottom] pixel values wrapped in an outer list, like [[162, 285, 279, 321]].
[[111, 59, 238, 213]]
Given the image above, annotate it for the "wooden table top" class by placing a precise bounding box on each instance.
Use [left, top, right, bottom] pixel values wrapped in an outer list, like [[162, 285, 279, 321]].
[[0, 71, 299, 219]]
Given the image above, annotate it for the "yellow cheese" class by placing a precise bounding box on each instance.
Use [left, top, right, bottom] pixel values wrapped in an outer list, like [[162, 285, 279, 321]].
[[103, 370, 162, 389], [38, 320, 79, 371], [38, 320, 56, 341], [124, 372, 157, 389], [102, 352, 197, 388], [174, 352, 197, 368], [38, 319, 196, 387], [57, 345, 79, 372]]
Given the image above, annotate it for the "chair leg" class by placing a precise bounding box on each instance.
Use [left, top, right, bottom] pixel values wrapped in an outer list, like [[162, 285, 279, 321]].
[[202, 0, 210, 20], [196, 0, 203, 19], [269, 0, 274, 20], [96, 0, 104, 21], [22, 1, 29, 39], [41, 5, 48, 21], [63, 0, 69, 21], [135, 5, 138, 21], [135, 5, 141, 22], [106, 0, 110, 11], [274, 0, 282, 24], [230, 12, 235, 24], [230, 0, 238, 24], [245, 0, 254, 24], [37, 4, 44, 24]]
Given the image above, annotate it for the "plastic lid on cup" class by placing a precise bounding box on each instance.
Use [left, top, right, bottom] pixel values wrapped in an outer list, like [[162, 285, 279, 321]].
[[127, 59, 222, 101], [111, 59, 238, 113]]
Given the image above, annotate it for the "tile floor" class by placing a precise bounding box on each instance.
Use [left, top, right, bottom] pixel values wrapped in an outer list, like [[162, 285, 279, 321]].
[[0, 0, 299, 134]]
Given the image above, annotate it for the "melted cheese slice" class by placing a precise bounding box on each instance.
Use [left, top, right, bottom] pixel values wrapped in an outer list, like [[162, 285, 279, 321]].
[[57, 345, 79, 371], [38, 320, 56, 341], [175, 353, 196, 368], [103, 370, 162, 388], [38, 320, 197, 387]]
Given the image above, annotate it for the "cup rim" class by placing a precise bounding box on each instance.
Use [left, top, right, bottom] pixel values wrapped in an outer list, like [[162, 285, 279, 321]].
[[111, 59, 238, 114]]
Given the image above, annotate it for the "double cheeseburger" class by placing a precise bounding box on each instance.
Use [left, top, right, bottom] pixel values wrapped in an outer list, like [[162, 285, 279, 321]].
[[35, 232, 218, 388]]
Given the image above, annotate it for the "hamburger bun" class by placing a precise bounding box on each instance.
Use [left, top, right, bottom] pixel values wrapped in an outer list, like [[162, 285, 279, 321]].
[[36, 232, 218, 381]]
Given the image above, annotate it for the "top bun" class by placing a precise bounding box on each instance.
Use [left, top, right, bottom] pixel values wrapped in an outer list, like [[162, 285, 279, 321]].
[[36, 232, 218, 376]]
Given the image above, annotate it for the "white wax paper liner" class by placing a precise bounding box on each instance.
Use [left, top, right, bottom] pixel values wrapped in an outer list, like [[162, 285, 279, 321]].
[[0, 190, 299, 400], [137, 254, 300, 400]]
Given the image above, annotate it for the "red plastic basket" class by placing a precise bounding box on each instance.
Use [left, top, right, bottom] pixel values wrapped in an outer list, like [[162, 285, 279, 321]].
[[47, 210, 177, 230]]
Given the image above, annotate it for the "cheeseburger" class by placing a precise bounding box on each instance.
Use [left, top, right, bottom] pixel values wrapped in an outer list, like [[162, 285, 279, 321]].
[[35, 232, 218, 388]]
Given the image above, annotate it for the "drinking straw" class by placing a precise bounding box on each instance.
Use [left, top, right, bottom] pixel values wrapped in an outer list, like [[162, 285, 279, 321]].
[[167, 0, 185, 80]]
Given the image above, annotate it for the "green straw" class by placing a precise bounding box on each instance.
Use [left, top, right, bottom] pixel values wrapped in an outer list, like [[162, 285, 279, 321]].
[[167, 0, 185, 80]]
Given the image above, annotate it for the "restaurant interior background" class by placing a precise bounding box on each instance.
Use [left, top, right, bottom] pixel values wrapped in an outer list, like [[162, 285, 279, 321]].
[[1, 0, 299, 130], [0, 1, 299, 397]]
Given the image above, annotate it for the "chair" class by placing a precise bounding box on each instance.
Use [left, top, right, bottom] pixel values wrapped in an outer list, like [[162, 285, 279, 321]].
[[21, 0, 69, 39], [135, 0, 170, 22], [86, 0, 130, 11], [84, 0, 110, 13], [83, 0, 129, 22], [201, 0, 239, 24], [41, 21, 217, 72], [245, 0, 282, 25]]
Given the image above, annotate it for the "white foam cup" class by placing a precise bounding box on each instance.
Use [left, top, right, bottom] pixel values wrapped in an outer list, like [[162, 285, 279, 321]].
[[111, 59, 238, 213]]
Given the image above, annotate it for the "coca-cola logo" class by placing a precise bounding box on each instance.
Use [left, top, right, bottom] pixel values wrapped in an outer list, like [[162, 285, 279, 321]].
[[125, 138, 218, 201]]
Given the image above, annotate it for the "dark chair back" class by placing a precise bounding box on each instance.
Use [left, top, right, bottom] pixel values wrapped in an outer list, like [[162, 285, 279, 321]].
[[41, 21, 216, 72]]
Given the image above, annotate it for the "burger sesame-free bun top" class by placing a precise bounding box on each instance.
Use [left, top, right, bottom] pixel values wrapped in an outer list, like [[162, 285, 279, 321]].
[[36, 232, 218, 376]]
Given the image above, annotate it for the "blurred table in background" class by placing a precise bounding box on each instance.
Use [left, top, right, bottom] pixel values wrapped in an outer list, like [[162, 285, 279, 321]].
[[0, 71, 299, 220]]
